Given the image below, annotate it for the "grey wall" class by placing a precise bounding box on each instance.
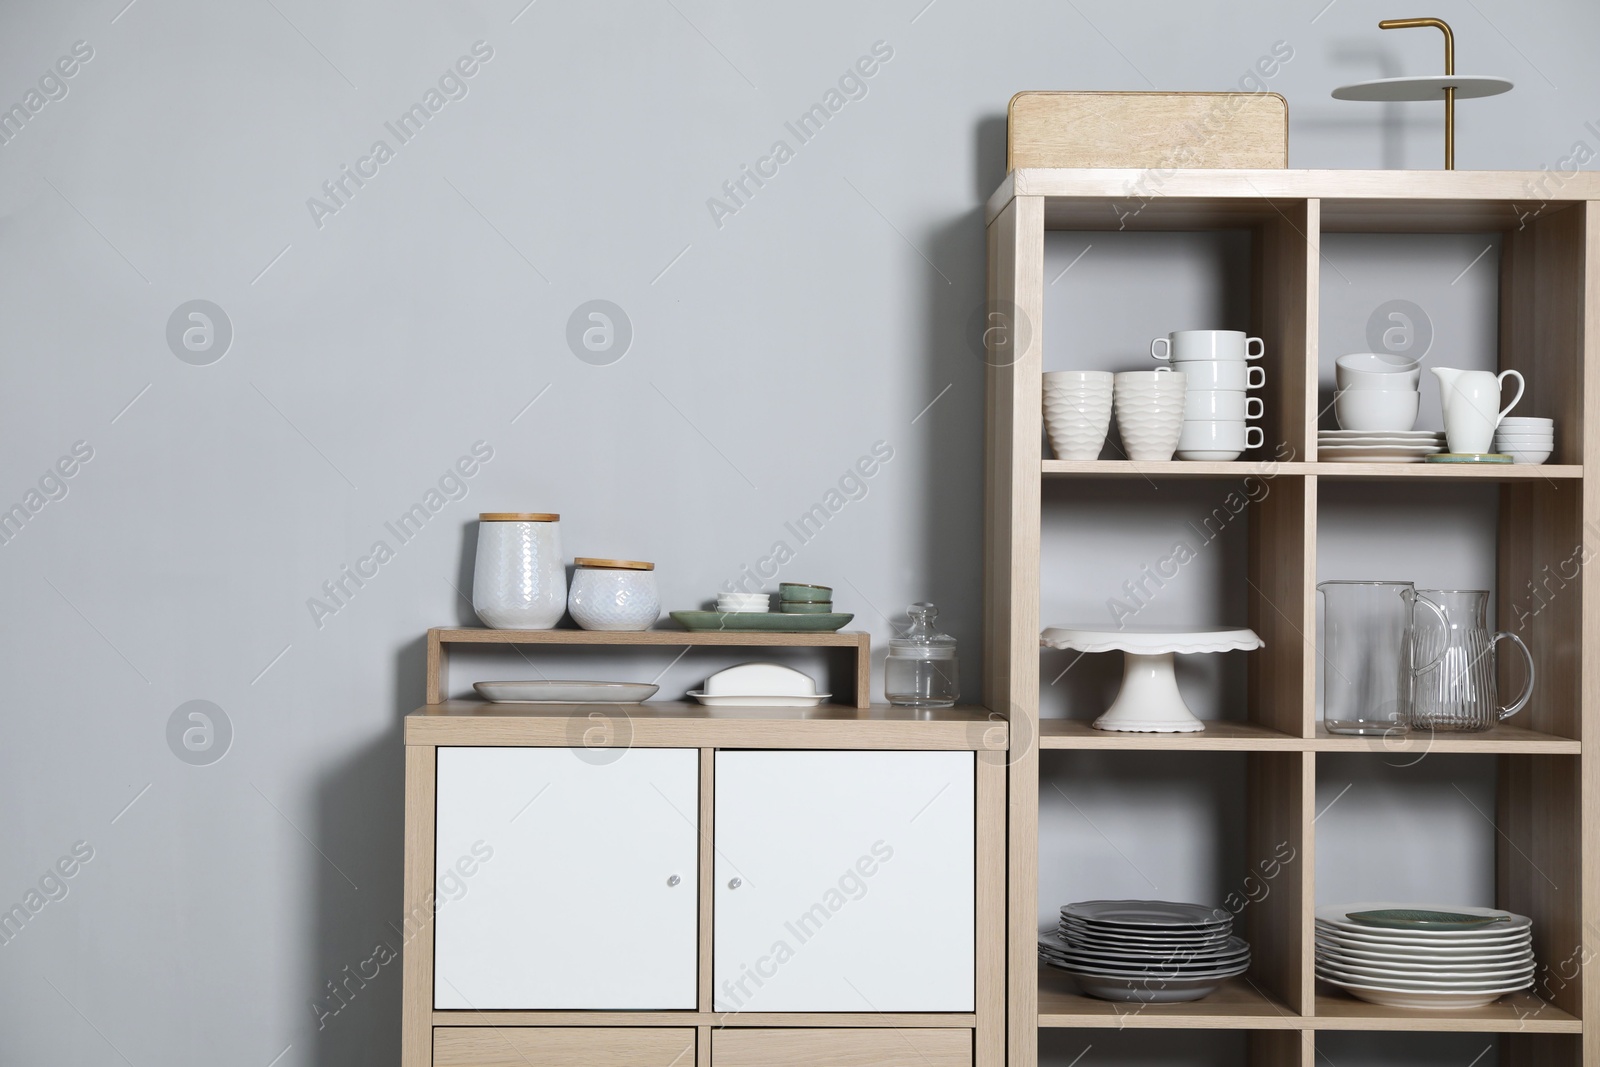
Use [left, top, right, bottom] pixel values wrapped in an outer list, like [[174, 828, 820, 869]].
[[1, 0, 1595, 1063]]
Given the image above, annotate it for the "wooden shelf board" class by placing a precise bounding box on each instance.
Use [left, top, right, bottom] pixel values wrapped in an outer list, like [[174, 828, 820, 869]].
[[406, 701, 1008, 750], [1039, 719, 1301, 751], [1312, 722, 1579, 754], [989, 169, 1600, 227], [430, 626, 869, 647], [1307, 462, 1581, 480], [1038, 965, 1299, 1028], [433, 1010, 978, 1029], [1040, 460, 1581, 481], [1311, 990, 1580, 1033], [1036, 720, 1577, 753]]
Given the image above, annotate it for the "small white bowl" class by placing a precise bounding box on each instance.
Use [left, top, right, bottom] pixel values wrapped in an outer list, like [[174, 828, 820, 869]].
[[1335, 352, 1421, 392], [1334, 388, 1419, 432], [1499, 447, 1551, 465], [1498, 417, 1553, 429]]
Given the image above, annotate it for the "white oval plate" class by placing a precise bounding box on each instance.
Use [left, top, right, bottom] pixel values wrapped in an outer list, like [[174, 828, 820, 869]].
[[1317, 976, 1528, 1010], [1317, 942, 1533, 969]]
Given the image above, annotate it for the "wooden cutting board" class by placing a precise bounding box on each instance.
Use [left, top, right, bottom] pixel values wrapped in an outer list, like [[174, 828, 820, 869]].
[[1007, 91, 1288, 170]]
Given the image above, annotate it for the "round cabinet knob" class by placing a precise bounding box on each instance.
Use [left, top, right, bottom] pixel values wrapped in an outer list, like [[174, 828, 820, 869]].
[[728, 877, 742, 890], [667, 874, 681, 887]]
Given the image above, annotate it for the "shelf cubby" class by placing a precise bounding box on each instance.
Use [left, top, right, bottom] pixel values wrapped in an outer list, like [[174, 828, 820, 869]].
[[988, 169, 1600, 1067]]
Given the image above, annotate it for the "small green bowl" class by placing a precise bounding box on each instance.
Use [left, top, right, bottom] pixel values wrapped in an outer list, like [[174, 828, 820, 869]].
[[781, 602, 834, 614], [781, 583, 832, 601]]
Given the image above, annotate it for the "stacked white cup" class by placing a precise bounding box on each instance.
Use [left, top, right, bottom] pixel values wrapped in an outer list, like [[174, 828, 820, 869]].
[[1151, 330, 1266, 460]]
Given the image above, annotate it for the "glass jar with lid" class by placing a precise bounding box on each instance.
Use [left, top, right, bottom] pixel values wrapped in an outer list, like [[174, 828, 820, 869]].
[[885, 602, 959, 707]]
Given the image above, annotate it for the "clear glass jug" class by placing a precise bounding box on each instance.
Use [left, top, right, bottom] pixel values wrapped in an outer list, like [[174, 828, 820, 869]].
[[885, 602, 959, 707], [1316, 581, 1448, 735], [1406, 589, 1535, 731]]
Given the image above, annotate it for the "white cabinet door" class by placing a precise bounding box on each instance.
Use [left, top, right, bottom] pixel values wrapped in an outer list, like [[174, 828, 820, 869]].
[[433, 747, 699, 1009], [713, 751, 975, 1012]]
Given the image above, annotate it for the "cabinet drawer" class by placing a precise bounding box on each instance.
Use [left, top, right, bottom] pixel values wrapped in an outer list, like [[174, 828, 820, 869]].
[[434, 1027, 695, 1066], [713, 1028, 970, 1067]]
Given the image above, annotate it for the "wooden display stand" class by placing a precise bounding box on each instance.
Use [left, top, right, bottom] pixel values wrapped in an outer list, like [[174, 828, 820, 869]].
[[985, 168, 1600, 1065]]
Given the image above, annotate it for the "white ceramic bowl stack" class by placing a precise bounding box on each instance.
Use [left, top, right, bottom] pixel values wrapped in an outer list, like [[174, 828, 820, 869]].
[[1043, 371, 1115, 460], [716, 592, 770, 613], [1150, 330, 1266, 461], [1333, 353, 1422, 432], [1038, 899, 1249, 1003], [1112, 371, 1188, 461], [1494, 417, 1554, 465], [1315, 903, 1535, 1009]]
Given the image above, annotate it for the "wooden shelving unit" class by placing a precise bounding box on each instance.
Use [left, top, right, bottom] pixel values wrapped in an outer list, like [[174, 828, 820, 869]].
[[985, 169, 1600, 1066]]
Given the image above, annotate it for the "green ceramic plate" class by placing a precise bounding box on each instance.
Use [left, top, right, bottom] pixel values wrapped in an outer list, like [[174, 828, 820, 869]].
[[1346, 909, 1512, 930], [670, 610, 854, 633], [1424, 453, 1512, 464]]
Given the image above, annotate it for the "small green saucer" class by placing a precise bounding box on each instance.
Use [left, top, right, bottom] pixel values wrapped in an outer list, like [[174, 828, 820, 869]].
[[1425, 453, 1512, 464], [1346, 908, 1511, 930]]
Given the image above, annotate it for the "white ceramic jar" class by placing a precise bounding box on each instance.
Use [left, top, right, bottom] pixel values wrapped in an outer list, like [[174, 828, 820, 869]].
[[472, 513, 566, 629], [568, 558, 660, 632]]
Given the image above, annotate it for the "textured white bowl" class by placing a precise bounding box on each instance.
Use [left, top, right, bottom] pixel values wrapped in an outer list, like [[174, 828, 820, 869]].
[[1113, 371, 1187, 461], [1044, 388, 1113, 460]]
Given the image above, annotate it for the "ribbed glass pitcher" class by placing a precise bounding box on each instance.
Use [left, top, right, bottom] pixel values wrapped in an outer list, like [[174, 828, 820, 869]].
[[1406, 590, 1535, 731]]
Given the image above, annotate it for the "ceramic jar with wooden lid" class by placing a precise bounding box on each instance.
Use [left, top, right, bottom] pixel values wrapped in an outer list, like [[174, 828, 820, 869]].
[[472, 513, 566, 629], [568, 558, 659, 631]]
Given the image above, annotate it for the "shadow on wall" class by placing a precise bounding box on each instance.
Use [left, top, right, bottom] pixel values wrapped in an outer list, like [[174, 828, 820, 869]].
[[303, 636, 424, 1066], [899, 114, 1007, 698]]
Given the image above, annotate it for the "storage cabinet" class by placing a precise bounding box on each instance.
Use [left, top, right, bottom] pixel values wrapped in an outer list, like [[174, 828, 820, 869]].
[[433, 747, 700, 1010], [713, 750, 976, 1012], [404, 699, 1005, 1067]]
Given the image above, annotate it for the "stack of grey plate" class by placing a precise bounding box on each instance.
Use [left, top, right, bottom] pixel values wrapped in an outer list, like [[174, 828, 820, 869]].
[[1038, 899, 1249, 1003]]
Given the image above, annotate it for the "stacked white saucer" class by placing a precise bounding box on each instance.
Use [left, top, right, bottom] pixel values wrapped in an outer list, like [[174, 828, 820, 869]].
[[1315, 902, 1534, 1009], [1494, 417, 1553, 465], [1317, 429, 1445, 463], [1039, 899, 1249, 1003]]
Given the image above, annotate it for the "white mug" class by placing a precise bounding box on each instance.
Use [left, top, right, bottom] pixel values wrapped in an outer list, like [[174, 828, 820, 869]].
[[1185, 390, 1263, 421], [1159, 360, 1265, 390], [1152, 330, 1264, 362], [1177, 420, 1263, 452]]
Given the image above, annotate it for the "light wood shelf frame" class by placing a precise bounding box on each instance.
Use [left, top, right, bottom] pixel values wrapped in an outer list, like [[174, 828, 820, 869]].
[[425, 627, 873, 707], [985, 169, 1600, 1067]]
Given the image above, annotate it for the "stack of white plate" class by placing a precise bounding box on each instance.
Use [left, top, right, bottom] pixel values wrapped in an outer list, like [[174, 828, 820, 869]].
[[1316, 902, 1535, 1009], [716, 592, 770, 613], [1038, 899, 1248, 1003], [1318, 429, 1445, 463]]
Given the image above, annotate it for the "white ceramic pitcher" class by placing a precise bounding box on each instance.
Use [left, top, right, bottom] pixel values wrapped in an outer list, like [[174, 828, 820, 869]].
[[1432, 367, 1524, 455]]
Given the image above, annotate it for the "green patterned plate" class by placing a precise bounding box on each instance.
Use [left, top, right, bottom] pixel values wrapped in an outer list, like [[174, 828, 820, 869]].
[[1424, 453, 1512, 464], [670, 610, 854, 633], [1346, 909, 1512, 931]]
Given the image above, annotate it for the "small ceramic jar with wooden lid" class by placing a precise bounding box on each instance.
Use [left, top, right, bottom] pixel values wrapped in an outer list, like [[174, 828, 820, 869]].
[[568, 558, 659, 631], [472, 513, 566, 629]]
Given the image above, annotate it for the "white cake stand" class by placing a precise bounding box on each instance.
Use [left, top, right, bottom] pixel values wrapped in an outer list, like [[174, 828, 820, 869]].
[[1041, 626, 1264, 733]]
